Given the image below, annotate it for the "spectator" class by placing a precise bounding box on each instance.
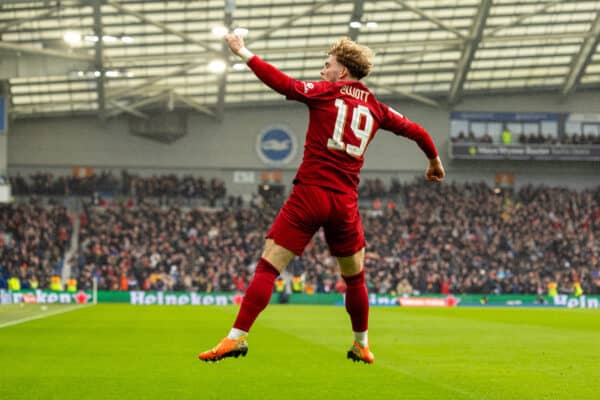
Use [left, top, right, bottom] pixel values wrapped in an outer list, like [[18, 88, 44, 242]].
[[3, 179, 599, 296]]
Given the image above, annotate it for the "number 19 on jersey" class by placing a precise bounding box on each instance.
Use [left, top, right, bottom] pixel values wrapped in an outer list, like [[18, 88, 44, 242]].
[[327, 98, 375, 158]]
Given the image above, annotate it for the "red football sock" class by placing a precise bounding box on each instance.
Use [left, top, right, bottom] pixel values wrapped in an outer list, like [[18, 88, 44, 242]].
[[233, 258, 280, 332], [342, 270, 369, 332]]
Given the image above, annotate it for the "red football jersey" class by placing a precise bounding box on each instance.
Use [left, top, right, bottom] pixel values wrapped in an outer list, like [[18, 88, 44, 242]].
[[247, 56, 438, 194]]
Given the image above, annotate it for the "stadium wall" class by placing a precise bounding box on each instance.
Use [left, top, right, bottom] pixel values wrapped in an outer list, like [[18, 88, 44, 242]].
[[8, 92, 600, 194]]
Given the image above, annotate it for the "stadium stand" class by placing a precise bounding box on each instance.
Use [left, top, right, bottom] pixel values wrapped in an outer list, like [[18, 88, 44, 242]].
[[0, 199, 72, 290], [3, 177, 598, 296], [9, 172, 227, 205]]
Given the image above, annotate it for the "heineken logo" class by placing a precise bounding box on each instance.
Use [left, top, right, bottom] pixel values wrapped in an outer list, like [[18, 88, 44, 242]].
[[74, 291, 92, 304], [0, 289, 92, 304], [129, 291, 243, 306], [553, 295, 599, 309]]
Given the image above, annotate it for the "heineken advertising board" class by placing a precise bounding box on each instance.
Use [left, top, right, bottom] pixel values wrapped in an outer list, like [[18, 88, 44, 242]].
[[1, 290, 599, 309], [0, 289, 92, 305]]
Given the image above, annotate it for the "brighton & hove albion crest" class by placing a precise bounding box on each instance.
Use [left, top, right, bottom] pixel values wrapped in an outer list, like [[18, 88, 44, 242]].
[[256, 125, 297, 166]]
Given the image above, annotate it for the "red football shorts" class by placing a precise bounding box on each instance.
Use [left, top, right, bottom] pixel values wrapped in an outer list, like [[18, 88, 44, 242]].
[[266, 183, 365, 257]]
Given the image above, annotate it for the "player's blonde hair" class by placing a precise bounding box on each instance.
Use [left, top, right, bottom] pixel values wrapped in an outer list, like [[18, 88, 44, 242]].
[[327, 37, 374, 80]]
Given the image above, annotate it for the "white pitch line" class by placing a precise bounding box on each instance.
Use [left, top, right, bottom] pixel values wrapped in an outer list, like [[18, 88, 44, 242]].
[[0, 304, 93, 329]]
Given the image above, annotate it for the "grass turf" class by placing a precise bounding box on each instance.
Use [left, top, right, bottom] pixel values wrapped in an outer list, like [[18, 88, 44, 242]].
[[0, 304, 598, 400]]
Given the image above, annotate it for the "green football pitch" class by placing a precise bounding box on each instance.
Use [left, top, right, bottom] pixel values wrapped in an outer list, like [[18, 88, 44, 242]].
[[1, 304, 598, 400]]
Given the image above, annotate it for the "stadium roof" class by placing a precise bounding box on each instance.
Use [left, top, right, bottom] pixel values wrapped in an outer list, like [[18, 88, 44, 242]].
[[1, 0, 600, 120]]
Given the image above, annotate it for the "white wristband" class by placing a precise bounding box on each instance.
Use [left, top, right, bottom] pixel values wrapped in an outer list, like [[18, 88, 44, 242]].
[[238, 47, 254, 62]]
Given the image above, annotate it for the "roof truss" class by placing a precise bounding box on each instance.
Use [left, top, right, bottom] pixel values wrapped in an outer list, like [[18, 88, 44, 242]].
[[0, 0, 598, 118]]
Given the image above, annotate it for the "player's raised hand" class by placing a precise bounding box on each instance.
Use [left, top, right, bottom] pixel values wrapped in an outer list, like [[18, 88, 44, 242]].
[[225, 33, 245, 55], [425, 156, 445, 182]]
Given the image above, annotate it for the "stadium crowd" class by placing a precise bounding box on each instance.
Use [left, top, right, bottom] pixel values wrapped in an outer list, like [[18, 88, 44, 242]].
[[0, 200, 72, 290], [9, 171, 227, 205], [1, 179, 599, 296]]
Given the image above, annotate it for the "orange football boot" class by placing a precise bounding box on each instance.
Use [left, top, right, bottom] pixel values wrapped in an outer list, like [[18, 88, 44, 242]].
[[346, 341, 374, 364], [198, 336, 248, 362]]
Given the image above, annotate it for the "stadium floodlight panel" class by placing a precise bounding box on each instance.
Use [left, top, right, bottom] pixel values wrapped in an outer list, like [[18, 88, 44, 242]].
[[233, 28, 249, 37], [211, 26, 229, 37], [63, 31, 82, 45], [208, 60, 227, 74], [102, 35, 118, 43]]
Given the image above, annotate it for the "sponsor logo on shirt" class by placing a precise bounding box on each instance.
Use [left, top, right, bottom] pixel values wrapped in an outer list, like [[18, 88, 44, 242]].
[[256, 125, 297, 166], [303, 82, 315, 93]]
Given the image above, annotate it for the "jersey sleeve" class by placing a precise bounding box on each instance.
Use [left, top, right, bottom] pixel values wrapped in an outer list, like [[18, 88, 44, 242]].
[[285, 80, 332, 103], [247, 56, 294, 95], [247, 56, 331, 103], [379, 103, 439, 159]]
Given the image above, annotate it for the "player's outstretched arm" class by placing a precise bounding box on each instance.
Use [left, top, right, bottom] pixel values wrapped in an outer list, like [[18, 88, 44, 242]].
[[225, 34, 250, 59], [224, 33, 294, 95], [379, 103, 445, 183], [425, 156, 445, 182]]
